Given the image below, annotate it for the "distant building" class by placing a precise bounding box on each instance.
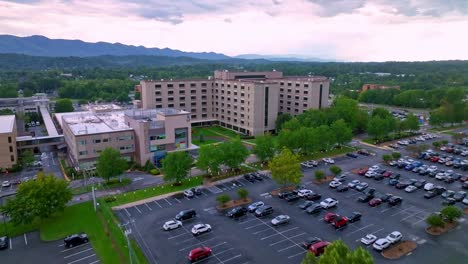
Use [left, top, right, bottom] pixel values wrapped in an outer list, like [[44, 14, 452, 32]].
[[139, 70, 330, 136], [0, 115, 17, 170], [134, 84, 142, 93], [0, 93, 51, 114], [361, 84, 400, 92]]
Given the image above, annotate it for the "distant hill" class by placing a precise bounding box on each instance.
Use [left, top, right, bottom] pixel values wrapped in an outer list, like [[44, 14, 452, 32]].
[[0, 35, 230, 60], [235, 54, 333, 62], [0, 53, 270, 70]]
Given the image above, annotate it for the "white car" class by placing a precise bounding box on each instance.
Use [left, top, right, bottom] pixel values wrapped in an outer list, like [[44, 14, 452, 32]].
[[271, 215, 290, 226], [405, 185, 418, 193], [373, 238, 391, 251], [365, 171, 376, 178], [32, 161, 42, 167], [435, 173, 446, 180], [1, 181, 11, 188], [184, 190, 194, 198], [328, 181, 342, 189], [369, 165, 380, 171], [297, 189, 313, 197], [163, 220, 182, 231], [386, 231, 402, 244], [348, 180, 360, 188], [427, 166, 438, 172], [462, 197, 468, 205], [191, 223, 212, 236], [320, 198, 338, 209], [361, 234, 377, 245], [322, 158, 335, 164]]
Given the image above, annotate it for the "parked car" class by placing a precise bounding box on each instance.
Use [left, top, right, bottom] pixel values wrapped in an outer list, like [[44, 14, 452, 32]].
[[278, 191, 293, 199], [358, 168, 368, 175], [358, 195, 373, 203], [163, 220, 182, 231], [386, 231, 402, 244], [309, 241, 331, 256], [191, 223, 212, 236], [442, 198, 457, 205], [441, 190, 455, 199], [226, 207, 247, 218], [175, 209, 197, 221], [306, 193, 322, 201], [302, 237, 322, 249], [255, 205, 274, 217], [373, 238, 391, 251], [0, 236, 9, 250], [191, 188, 202, 195], [285, 194, 301, 202], [375, 193, 393, 202], [329, 180, 342, 189], [347, 212, 362, 223], [413, 179, 427, 189], [322, 158, 335, 164], [188, 247, 212, 262], [299, 201, 315, 210], [184, 190, 195, 198], [244, 174, 256, 182], [271, 215, 290, 226], [388, 196, 403, 206], [247, 201, 264, 213], [347, 153, 359, 158], [358, 149, 370, 156], [297, 189, 313, 197], [320, 198, 338, 209], [323, 212, 339, 223], [361, 234, 377, 245], [369, 198, 382, 207], [332, 216, 348, 229], [355, 182, 369, 191], [336, 185, 349, 192], [1, 181, 11, 188], [348, 180, 360, 188], [306, 204, 323, 214], [453, 191, 467, 202], [405, 185, 418, 193], [64, 233, 89, 248]]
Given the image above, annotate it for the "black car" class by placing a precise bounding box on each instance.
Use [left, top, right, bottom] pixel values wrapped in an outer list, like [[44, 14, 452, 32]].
[[388, 196, 403, 206], [278, 191, 293, 199], [306, 193, 322, 201], [347, 212, 362, 223], [442, 198, 456, 205], [299, 201, 315, 210], [306, 204, 322, 214], [373, 174, 384, 181], [363, 188, 376, 196], [336, 185, 349, 192], [376, 193, 393, 202], [252, 173, 264, 181], [444, 177, 455, 184], [389, 174, 401, 180], [255, 205, 274, 217], [302, 237, 322, 249], [346, 153, 358, 158], [434, 186, 447, 194], [358, 149, 370, 156], [395, 181, 411, 189], [428, 171, 437, 178], [64, 233, 89, 248], [175, 209, 197, 221], [226, 207, 247, 218], [285, 194, 300, 202], [413, 180, 427, 189], [389, 179, 399, 186], [0, 236, 8, 250], [244, 174, 256, 182], [357, 195, 373, 203], [419, 170, 429, 176], [191, 188, 203, 195], [453, 191, 467, 202], [424, 191, 438, 199]]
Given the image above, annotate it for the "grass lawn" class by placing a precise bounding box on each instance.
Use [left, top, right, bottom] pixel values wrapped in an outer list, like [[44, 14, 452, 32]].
[[300, 146, 356, 162], [192, 126, 240, 140], [192, 139, 220, 146], [108, 175, 204, 206], [71, 178, 132, 195], [0, 202, 148, 264]]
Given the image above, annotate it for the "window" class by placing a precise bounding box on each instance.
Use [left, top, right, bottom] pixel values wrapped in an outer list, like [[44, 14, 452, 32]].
[[179, 97, 185, 101], [168, 104, 174, 107], [295, 109, 299, 113], [287, 82, 292, 86], [190, 83, 196, 87], [156, 104, 162, 108], [304, 84, 309, 88], [202, 114, 207, 118], [280, 88, 284, 92], [120, 145, 134, 151], [296, 83, 300, 87], [179, 83, 185, 88], [202, 102, 207, 106], [303, 97, 308, 101], [201, 89, 207, 93], [150, 144, 165, 152], [180, 103, 185, 107], [103, 138, 110, 142], [295, 102, 299, 106], [179, 90, 185, 95], [156, 98, 162, 102], [155, 91, 161, 96], [201, 83, 207, 87], [202, 96, 207, 100], [264, 87, 269, 127], [78, 140, 86, 145], [9, 146, 13, 152], [167, 84, 173, 88], [202, 108, 207, 112], [279, 100, 284, 103], [191, 114, 197, 119], [191, 102, 197, 106], [79, 151, 88, 156], [93, 139, 101, 144], [287, 95, 291, 99], [303, 104, 308, 107], [118, 135, 133, 141], [319, 84, 323, 109], [155, 84, 162, 88], [11, 155, 15, 162], [295, 96, 300, 100], [168, 91, 174, 95], [93, 149, 102, 154], [287, 89, 292, 93], [304, 90, 308, 94], [295, 90, 300, 93], [8, 137, 11, 143], [168, 97, 174, 102], [280, 94, 284, 98], [191, 90, 196, 94]]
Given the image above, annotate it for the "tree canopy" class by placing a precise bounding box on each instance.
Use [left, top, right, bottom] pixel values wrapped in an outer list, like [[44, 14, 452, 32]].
[[162, 151, 193, 184], [96, 147, 128, 182], [196, 144, 223, 176], [253, 133, 276, 163], [269, 148, 303, 186], [219, 138, 249, 170], [301, 240, 374, 264], [54, 98, 74, 113]]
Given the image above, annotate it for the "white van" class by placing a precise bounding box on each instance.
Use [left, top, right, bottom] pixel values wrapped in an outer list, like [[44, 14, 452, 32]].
[[424, 183, 435, 191]]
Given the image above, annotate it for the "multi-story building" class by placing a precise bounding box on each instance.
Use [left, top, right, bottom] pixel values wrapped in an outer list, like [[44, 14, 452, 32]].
[[0, 115, 17, 170], [0, 93, 51, 114], [140, 70, 329, 136], [56, 105, 192, 169]]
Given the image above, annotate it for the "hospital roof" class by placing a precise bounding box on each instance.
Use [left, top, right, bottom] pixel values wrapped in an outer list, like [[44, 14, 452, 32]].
[[61, 111, 132, 136], [0, 115, 15, 134]]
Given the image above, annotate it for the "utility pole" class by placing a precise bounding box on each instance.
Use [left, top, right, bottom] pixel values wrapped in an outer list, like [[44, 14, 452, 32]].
[[119, 220, 135, 264], [92, 185, 97, 212]]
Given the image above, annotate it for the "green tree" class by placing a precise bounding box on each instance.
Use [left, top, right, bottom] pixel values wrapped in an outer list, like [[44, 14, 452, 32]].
[[216, 194, 231, 206], [0, 109, 14, 115], [219, 138, 249, 171], [348, 247, 374, 264], [367, 116, 387, 140], [440, 206, 463, 223], [391, 152, 401, 160], [315, 170, 325, 181], [269, 148, 303, 187], [329, 165, 342, 177], [426, 214, 445, 228], [429, 108, 445, 127], [314, 240, 374, 264], [331, 119, 353, 146], [197, 145, 223, 176], [0, 172, 72, 225], [162, 151, 192, 184], [275, 113, 292, 132], [301, 251, 318, 264], [96, 147, 128, 182], [382, 154, 392, 163], [253, 133, 276, 163], [20, 150, 35, 167], [237, 188, 249, 200], [402, 113, 420, 132], [54, 98, 74, 113], [432, 141, 442, 148]]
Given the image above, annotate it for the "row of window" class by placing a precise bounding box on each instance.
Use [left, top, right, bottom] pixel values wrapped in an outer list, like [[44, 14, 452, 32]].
[[279, 95, 309, 101], [155, 89, 208, 96], [78, 145, 134, 156], [149, 134, 166, 141], [78, 136, 133, 145], [191, 114, 208, 119], [279, 88, 309, 94], [279, 100, 308, 107], [279, 82, 309, 87], [155, 97, 208, 102], [279, 106, 302, 113], [155, 83, 208, 89]]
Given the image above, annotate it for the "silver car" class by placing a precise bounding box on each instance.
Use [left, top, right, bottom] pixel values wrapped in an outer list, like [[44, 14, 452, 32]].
[[271, 215, 290, 226]]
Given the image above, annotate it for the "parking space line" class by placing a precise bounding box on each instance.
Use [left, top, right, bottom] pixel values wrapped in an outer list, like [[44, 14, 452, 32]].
[[245, 223, 264, 230], [400, 209, 426, 222], [164, 198, 172, 205], [287, 251, 306, 259], [178, 237, 218, 251], [184, 196, 190, 201], [411, 217, 427, 226], [66, 254, 96, 264], [252, 228, 271, 235], [380, 207, 394, 213], [239, 218, 258, 225], [124, 208, 131, 217], [174, 198, 181, 203], [134, 205, 142, 214], [9, 238, 12, 249], [345, 192, 362, 198], [355, 227, 385, 241], [88, 260, 99, 264], [24, 233, 27, 245], [278, 244, 297, 252], [144, 203, 152, 211], [58, 243, 64, 247], [61, 243, 90, 252], [64, 248, 93, 258], [346, 224, 374, 236], [277, 227, 299, 234], [269, 238, 289, 246], [390, 205, 415, 216], [176, 236, 196, 244], [168, 232, 190, 240], [286, 232, 306, 240], [260, 233, 280, 240], [222, 254, 242, 263], [153, 200, 163, 208], [214, 247, 234, 255], [210, 242, 227, 248]]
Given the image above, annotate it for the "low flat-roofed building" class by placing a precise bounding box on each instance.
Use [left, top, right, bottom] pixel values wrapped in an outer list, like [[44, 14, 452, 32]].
[[0, 115, 17, 170]]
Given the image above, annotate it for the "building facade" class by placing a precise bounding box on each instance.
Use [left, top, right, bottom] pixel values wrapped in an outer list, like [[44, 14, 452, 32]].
[[140, 70, 329, 136], [0, 93, 51, 114], [0, 115, 17, 170]]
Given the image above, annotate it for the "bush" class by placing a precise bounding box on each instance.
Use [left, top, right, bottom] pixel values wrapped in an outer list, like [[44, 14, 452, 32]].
[[329, 166, 342, 176], [315, 170, 325, 181], [426, 214, 445, 228], [391, 152, 401, 159], [382, 154, 392, 162], [240, 135, 255, 140], [144, 160, 156, 173], [237, 188, 249, 200], [432, 141, 442, 148], [440, 206, 463, 222], [150, 168, 160, 175], [216, 194, 231, 205], [104, 197, 117, 203]]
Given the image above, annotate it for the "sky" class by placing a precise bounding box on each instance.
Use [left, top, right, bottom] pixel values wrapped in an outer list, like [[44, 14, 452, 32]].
[[1, 0, 468, 61]]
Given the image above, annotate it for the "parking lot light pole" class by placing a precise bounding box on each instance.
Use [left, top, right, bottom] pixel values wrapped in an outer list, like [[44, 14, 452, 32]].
[[125, 228, 133, 264]]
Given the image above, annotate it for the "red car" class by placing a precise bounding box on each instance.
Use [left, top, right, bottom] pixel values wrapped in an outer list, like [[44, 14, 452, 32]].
[[358, 168, 368, 176], [368, 198, 382, 207], [188, 247, 212, 262], [430, 156, 440, 163], [382, 171, 393, 177], [323, 212, 339, 223], [332, 216, 348, 228], [460, 176, 468, 183], [309, 241, 331, 256]]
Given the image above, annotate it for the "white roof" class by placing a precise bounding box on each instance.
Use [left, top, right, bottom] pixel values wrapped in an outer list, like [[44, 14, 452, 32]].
[[62, 111, 132, 135], [0, 115, 15, 133]]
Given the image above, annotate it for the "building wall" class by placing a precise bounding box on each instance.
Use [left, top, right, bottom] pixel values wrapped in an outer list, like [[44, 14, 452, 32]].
[[277, 79, 330, 116], [0, 120, 17, 169], [214, 70, 283, 80]]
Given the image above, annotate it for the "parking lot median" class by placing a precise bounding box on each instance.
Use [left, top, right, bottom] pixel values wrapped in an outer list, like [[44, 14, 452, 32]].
[[382, 240, 417, 260]]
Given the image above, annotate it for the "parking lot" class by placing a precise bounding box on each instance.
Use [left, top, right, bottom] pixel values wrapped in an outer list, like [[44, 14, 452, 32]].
[[0, 232, 100, 264], [116, 137, 467, 264]]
